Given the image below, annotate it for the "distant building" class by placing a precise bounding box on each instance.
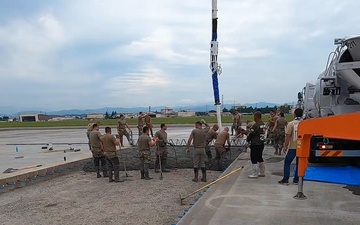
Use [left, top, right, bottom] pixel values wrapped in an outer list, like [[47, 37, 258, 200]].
[[161, 108, 174, 115], [19, 114, 39, 122], [231, 104, 246, 111], [19, 114, 59, 122], [177, 110, 196, 117], [86, 114, 104, 120], [155, 113, 167, 118], [208, 112, 233, 117]]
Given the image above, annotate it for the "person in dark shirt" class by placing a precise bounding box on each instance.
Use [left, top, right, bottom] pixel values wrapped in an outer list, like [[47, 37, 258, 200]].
[[241, 111, 266, 179]]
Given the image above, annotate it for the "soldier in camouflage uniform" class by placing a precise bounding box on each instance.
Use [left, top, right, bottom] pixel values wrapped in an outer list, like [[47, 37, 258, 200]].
[[214, 127, 231, 172], [137, 112, 147, 136], [102, 127, 122, 182], [272, 112, 287, 155], [86, 122, 99, 150], [154, 123, 171, 173], [137, 126, 158, 180], [205, 124, 219, 163], [144, 114, 154, 137], [89, 123, 107, 178], [186, 120, 210, 182], [235, 111, 242, 130], [231, 113, 236, 135], [117, 115, 132, 147], [266, 110, 278, 145]]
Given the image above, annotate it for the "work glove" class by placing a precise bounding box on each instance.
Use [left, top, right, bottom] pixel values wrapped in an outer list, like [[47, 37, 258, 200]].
[[200, 119, 206, 124]]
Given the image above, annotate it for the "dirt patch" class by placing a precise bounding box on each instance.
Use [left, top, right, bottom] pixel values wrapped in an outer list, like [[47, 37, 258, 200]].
[[0, 169, 221, 225]]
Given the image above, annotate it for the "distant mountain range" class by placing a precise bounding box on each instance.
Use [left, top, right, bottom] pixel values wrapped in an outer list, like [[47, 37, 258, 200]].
[[1, 102, 296, 116]]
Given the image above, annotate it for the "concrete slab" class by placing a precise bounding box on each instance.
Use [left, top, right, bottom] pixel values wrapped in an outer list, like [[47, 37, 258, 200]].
[[177, 146, 360, 225]]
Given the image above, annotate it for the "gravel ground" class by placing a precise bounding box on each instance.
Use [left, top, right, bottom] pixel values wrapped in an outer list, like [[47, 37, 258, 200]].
[[0, 169, 222, 225]]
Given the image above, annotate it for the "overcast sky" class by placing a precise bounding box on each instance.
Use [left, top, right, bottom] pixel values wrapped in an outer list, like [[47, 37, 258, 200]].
[[1, 0, 360, 111]]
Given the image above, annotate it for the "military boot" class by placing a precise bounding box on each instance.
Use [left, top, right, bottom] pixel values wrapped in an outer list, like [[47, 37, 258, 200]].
[[108, 171, 114, 182], [140, 170, 145, 179], [103, 170, 109, 178], [114, 167, 123, 183], [192, 168, 199, 182], [144, 171, 153, 180], [154, 157, 160, 173], [95, 166, 101, 178], [144, 164, 153, 180], [200, 167, 207, 182], [161, 159, 170, 173]]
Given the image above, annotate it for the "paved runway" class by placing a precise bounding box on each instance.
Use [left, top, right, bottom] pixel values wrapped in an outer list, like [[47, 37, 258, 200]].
[[176, 146, 360, 225], [0, 126, 198, 177]]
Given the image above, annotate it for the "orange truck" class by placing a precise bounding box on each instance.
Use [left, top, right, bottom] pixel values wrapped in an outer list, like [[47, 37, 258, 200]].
[[293, 36, 360, 199], [295, 36, 360, 163]]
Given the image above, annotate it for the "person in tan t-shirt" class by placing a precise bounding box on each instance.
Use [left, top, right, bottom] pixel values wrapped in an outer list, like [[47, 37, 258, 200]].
[[266, 110, 278, 145], [137, 112, 147, 136], [86, 121, 99, 150], [137, 126, 158, 180], [154, 123, 170, 173], [117, 115, 132, 147], [186, 120, 210, 182], [205, 124, 219, 161], [144, 114, 154, 137], [101, 127, 122, 183], [89, 123, 107, 178], [272, 112, 287, 155], [278, 108, 303, 185], [214, 127, 231, 172]]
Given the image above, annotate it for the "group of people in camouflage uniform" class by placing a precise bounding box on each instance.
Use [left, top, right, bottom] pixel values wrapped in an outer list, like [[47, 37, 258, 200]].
[[87, 122, 122, 182], [84, 108, 290, 183], [185, 120, 232, 182], [86, 115, 234, 183], [265, 108, 288, 155], [86, 113, 172, 182]]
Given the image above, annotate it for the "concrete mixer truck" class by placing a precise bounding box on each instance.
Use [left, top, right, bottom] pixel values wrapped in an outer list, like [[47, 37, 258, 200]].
[[296, 35, 360, 163]]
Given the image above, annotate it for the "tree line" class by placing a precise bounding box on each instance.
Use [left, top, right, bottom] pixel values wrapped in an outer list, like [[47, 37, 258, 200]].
[[196, 105, 292, 116]]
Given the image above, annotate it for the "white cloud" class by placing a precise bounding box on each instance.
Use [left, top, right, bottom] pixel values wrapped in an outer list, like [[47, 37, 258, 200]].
[[1, 0, 360, 112], [106, 66, 171, 96]]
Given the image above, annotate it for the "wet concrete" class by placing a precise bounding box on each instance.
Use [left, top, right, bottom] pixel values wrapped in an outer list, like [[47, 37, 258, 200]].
[[82, 145, 246, 172], [0, 125, 245, 177]]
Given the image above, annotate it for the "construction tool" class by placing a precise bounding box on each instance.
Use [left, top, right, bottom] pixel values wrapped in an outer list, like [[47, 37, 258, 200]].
[[158, 153, 163, 180], [122, 158, 132, 178], [129, 130, 134, 146], [3, 164, 42, 174], [179, 166, 244, 205], [156, 144, 164, 180]]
